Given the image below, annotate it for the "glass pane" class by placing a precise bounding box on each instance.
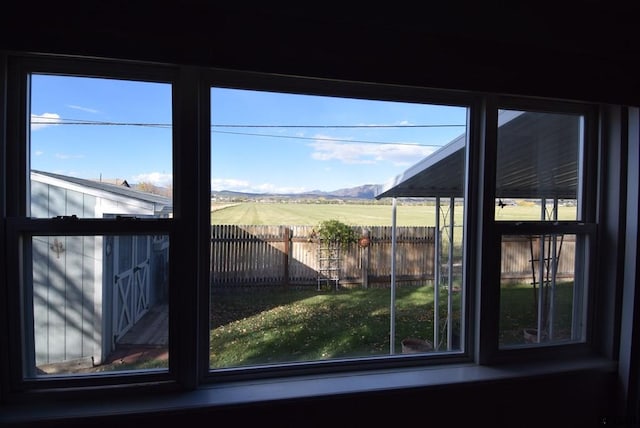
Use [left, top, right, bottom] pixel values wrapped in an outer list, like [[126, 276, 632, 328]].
[[210, 86, 467, 369], [499, 234, 585, 347], [26, 234, 169, 377], [495, 110, 582, 221], [29, 75, 173, 218]]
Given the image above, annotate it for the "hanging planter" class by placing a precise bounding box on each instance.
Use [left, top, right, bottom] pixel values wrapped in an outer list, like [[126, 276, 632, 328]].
[[358, 236, 370, 248]]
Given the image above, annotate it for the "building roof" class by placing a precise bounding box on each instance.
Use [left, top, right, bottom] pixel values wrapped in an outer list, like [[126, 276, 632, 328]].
[[376, 110, 581, 200], [31, 170, 173, 215]]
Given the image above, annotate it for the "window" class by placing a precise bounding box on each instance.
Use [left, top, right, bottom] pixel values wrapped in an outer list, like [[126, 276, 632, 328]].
[[209, 85, 469, 369], [4, 60, 177, 388], [0, 55, 609, 403], [492, 107, 596, 350]]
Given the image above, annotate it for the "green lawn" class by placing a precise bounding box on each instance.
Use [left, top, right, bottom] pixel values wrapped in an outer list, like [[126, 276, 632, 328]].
[[211, 201, 577, 227], [207, 280, 574, 368], [212, 202, 443, 226], [499, 281, 575, 346], [209, 285, 462, 368], [104, 280, 573, 371]]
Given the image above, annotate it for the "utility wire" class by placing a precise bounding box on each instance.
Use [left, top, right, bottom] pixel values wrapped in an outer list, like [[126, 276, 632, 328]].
[[211, 124, 466, 129], [31, 119, 171, 128], [31, 118, 465, 129], [211, 130, 446, 147], [31, 117, 465, 147]]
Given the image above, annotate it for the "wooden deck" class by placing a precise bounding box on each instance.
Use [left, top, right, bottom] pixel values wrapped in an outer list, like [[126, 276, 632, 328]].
[[117, 303, 168, 346]]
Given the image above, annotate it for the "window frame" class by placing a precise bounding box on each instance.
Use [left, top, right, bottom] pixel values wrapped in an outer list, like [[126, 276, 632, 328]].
[[2, 55, 190, 394], [0, 53, 614, 408], [203, 68, 482, 382], [477, 97, 601, 364]]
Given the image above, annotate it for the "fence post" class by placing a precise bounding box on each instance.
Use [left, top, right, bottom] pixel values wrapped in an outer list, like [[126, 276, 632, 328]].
[[360, 228, 370, 289], [283, 227, 291, 286]]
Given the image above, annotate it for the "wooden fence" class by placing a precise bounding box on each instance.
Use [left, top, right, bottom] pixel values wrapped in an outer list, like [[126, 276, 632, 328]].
[[501, 234, 576, 283], [210, 225, 577, 289], [211, 225, 434, 288]]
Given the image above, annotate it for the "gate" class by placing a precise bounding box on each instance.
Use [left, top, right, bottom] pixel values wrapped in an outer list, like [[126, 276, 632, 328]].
[[113, 235, 151, 341]]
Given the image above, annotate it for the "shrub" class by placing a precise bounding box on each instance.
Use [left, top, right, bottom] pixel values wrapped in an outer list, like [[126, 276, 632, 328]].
[[313, 219, 358, 247]]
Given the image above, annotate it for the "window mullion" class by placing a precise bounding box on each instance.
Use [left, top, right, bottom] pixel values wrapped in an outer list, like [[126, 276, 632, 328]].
[[170, 66, 201, 389], [0, 52, 8, 402], [5, 57, 28, 218], [196, 75, 211, 383], [474, 96, 499, 364]]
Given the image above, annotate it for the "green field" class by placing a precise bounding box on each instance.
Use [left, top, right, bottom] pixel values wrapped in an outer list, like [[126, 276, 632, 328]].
[[211, 201, 577, 226]]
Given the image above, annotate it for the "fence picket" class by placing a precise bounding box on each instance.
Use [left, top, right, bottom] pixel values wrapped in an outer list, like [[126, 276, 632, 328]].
[[210, 225, 575, 288]]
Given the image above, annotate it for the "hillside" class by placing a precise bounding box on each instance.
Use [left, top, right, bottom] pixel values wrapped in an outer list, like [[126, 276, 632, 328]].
[[211, 184, 382, 201]]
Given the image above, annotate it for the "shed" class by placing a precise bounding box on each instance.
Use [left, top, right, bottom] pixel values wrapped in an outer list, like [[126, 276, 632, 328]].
[[29, 170, 171, 371]]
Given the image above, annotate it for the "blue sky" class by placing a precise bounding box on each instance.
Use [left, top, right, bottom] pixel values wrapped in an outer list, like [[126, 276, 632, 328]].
[[30, 74, 467, 194]]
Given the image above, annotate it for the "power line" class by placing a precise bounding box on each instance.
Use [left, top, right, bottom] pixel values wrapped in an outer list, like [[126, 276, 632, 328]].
[[211, 124, 465, 129], [32, 117, 465, 129], [31, 117, 465, 147], [31, 119, 171, 128], [211, 130, 444, 147]]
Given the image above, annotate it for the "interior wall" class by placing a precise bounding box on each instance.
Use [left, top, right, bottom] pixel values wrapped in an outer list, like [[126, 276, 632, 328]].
[[1, 4, 638, 106]]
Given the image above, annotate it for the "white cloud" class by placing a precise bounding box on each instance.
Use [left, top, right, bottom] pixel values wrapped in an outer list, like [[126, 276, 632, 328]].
[[211, 178, 250, 191], [211, 178, 306, 194], [55, 153, 85, 159], [309, 134, 435, 166], [31, 113, 61, 130], [132, 172, 173, 187], [253, 183, 307, 194], [67, 104, 100, 114], [34, 150, 44, 156]]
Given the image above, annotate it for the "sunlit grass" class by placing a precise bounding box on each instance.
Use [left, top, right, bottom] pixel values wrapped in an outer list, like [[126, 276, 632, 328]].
[[212, 201, 577, 227], [209, 285, 462, 368], [207, 280, 574, 368]]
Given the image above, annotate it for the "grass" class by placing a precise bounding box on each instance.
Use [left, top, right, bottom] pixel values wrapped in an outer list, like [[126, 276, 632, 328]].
[[210, 284, 462, 368], [499, 281, 575, 346], [207, 280, 575, 368], [95, 280, 573, 372], [211, 201, 578, 227], [212, 202, 445, 226]]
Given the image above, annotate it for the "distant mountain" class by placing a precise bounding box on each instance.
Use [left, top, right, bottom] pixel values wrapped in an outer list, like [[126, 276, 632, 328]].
[[211, 184, 383, 200], [321, 184, 381, 199]]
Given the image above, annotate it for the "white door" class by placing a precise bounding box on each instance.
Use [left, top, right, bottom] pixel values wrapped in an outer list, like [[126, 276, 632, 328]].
[[113, 235, 150, 341]]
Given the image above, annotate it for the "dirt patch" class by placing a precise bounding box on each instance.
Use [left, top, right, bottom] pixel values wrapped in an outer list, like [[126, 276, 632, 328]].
[[36, 345, 169, 375], [102, 345, 168, 367]]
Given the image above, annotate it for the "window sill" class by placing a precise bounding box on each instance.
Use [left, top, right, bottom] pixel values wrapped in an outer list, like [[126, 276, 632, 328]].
[[0, 355, 617, 425]]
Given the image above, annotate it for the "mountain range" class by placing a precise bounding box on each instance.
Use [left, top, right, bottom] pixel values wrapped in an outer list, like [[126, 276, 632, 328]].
[[211, 184, 382, 200]]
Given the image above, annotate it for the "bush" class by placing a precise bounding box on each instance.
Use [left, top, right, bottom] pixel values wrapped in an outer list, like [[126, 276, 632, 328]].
[[313, 219, 358, 247]]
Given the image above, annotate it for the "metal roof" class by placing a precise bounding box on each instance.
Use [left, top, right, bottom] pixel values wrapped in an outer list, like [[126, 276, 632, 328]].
[[376, 110, 581, 199], [31, 170, 173, 213]]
